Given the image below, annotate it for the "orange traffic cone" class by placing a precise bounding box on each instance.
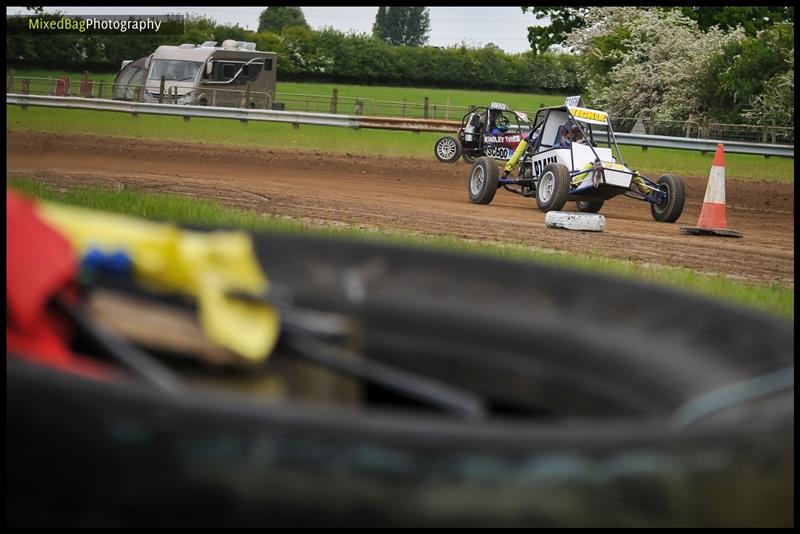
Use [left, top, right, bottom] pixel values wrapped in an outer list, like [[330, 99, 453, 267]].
[[680, 143, 742, 237]]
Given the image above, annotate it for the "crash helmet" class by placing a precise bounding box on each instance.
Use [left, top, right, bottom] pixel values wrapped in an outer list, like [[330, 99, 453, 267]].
[[493, 112, 509, 133]]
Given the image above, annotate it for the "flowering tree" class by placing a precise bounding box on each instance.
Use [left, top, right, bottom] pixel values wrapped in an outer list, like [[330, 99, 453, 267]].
[[565, 7, 744, 122]]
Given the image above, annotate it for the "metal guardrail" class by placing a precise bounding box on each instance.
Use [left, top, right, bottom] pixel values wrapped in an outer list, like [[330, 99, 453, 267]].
[[609, 132, 793, 158], [7, 94, 359, 128], [6, 93, 794, 158]]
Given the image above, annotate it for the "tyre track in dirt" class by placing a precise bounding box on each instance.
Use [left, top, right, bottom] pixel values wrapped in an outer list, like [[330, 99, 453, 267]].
[[7, 131, 794, 287]]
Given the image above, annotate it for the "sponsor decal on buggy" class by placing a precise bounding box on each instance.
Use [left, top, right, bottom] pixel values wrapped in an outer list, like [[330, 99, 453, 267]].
[[484, 146, 512, 159], [568, 106, 608, 125], [532, 154, 558, 176], [489, 102, 508, 110], [483, 135, 521, 144]]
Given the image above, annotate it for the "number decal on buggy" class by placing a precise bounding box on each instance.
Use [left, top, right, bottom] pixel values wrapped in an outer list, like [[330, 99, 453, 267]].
[[485, 146, 511, 160], [532, 155, 558, 176]]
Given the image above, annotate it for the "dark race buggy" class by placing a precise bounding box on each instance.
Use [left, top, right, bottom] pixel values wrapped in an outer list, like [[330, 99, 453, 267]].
[[434, 102, 532, 164]]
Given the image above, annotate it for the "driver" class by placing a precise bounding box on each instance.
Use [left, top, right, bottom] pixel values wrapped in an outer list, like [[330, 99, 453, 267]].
[[488, 110, 509, 136], [554, 122, 583, 148]]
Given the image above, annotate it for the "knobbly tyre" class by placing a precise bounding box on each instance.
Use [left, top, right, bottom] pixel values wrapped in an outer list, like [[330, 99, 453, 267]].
[[467, 98, 687, 222], [434, 102, 532, 164]]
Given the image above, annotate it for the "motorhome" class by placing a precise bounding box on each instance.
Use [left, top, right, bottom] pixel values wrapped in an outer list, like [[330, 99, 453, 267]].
[[112, 40, 278, 109]]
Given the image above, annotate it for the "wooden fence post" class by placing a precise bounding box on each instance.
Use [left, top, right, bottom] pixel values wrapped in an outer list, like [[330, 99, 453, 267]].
[[330, 88, 338, 114], [82, 71, 90, 97], [159, 76, 165, 104], [424, 96, 429, 119]]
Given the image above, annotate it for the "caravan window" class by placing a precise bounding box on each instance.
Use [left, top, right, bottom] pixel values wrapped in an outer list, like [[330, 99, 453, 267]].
[[241, 62, 263, 82], [221, 63, 238, 80], [211, 60, 264, 85], [148, 59, 203, 82]]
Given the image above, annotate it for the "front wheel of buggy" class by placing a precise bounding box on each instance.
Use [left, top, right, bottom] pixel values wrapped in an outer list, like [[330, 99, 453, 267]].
[[468, 157, 500, 204], [651, 174, 686, 223], [536, 163, 571, 212], [434, 136, 462, 163], [576, 199, 604, 213]]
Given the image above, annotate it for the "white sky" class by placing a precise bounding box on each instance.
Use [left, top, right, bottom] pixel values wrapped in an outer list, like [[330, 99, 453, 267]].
[[6, 6, 543, 54]]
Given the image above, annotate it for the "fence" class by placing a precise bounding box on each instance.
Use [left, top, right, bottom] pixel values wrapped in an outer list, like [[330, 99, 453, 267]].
[[610, 116, 794, 146], [7, 93, 793, 158]]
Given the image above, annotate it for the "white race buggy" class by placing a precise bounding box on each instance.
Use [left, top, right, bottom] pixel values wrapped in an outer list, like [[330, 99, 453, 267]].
[[467, 101, 686, 222]]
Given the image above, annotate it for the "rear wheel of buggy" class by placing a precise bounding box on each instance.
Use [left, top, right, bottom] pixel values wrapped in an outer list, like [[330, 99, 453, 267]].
[[434, 136, 463, 163], [536, 163, 571, 212], [468, 157, 500, 204], [576, 199, 604, 213], [651, 174, 686, 223]]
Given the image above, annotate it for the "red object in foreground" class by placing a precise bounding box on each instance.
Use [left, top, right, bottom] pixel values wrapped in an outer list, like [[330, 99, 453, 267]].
[[6, 189, 112, 379]]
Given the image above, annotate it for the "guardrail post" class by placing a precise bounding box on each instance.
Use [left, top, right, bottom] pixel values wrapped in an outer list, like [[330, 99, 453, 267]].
[[402, 98, 407, 117], [98, 81, 104, 99], [22, 78, 30, 95], [355, 99, 363, 116], [7, 70, 15, 93], [245, 82, 251, 108], [424, 97, 429, 119], [433, 104, 437, 119], [330, 88, 338, 114], [211, 88, 216, 107], [265, 90, 272, 110], [159, 76, 165, 104]]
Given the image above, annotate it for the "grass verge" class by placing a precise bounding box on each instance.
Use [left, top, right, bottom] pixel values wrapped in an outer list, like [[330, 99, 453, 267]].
[[8, 177, 793, 319], [6, 105, 794, 181]]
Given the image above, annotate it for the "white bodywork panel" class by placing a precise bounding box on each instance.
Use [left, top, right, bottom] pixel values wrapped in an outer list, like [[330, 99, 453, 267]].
[[530, 143, 631, 188]]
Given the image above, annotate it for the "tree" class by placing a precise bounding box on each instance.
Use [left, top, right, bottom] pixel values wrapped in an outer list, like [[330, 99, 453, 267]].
[[372, 6, 430, 47], [522, 6, 793, 54], [521, 7, 591, 54], [258, 6, 309, 33], [672, 6, 793, 36], [564, 7, 746, 122], [708, 22, 794, 124], [742, 49, 794, 128]]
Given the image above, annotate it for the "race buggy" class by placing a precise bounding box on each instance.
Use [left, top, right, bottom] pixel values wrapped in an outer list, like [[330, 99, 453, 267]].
[[434, 102, 531, 164], [467, 100, 686, 222]]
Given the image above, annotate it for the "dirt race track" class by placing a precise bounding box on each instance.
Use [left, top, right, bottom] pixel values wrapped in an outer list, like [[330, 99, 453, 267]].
[[7, 131, 795, 288]]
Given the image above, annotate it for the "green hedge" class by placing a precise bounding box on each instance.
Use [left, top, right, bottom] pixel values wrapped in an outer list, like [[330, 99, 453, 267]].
[[6, 13, 580, 93]]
